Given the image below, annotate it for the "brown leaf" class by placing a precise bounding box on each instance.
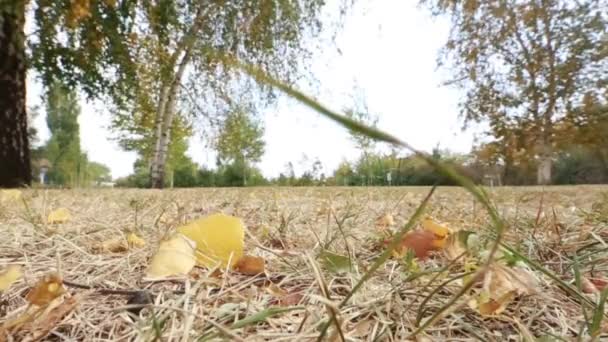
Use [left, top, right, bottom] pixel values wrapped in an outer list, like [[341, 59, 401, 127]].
[[234, 255, 265, 275], [279, 292, 304, 306], [19, 294, 82, 341], [25, 274, 66, 306], [581, 276, 600, 294], [391, 230, 440, 259]]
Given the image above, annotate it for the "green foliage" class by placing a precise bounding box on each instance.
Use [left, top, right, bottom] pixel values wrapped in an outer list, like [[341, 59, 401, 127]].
[[32, 81, 112, 187], [216, 109, 265, 166]]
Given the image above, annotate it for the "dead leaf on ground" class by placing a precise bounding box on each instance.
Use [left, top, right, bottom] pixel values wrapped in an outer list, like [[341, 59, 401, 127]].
[[234, 255, 265, 275], [444, 231, 476, 260], [389, 230, 440, 259], [94, 232, 145, 253], [0, 265, 22, 292], [376, 213, 395, 230], [26, 274, 66, 306], [47, 208, 71, 224], [178, 213, 245, 268], [145, 234, 196, 280], [267, 284, 304, 306], [469, 264, 539, 315], [581, 276, 608, 294], [421, 217, 450, 248], [16, 294, 82, 341]]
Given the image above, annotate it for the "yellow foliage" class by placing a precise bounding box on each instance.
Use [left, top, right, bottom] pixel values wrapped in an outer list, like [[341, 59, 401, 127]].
[[178, 213, 245, 268], [145, 234, 196, 280], [47, 208, 71, 224], [0, 265, 22, 292]]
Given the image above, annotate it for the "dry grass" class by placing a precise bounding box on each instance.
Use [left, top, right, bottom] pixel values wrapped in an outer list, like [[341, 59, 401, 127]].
[[1, 186, 608, 341]]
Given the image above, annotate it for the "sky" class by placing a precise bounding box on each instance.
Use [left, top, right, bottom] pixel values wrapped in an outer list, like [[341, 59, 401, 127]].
[[28, 0, 479, 180]]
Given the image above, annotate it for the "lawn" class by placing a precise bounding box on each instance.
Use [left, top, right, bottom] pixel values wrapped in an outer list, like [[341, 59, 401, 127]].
[[1, 186, 608, 341]]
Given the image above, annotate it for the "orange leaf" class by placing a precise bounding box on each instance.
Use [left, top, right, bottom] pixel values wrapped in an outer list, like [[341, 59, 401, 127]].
[[392, 230, 439, 259], [25, 274, 66, 306], [234, 255, 265, 275]]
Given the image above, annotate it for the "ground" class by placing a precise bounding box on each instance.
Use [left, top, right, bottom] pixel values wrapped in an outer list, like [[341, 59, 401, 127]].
[[1, 186, 608, 341]]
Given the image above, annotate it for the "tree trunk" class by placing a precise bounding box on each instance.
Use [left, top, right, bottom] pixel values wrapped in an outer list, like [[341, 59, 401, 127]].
[[149, 47, 192, 188], [536, 142, 552, 185], [0, 1, 31, 188], [148, 6, 207, 188]]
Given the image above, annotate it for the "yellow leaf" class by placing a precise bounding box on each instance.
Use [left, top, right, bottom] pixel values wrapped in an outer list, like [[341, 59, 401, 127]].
[[1, 189, 22, 202], [26, 273, 66, 306], [0, 265, 22, 292], [127, 233, 146, 248], [234, 255, 265, 275], [422, 218, 450, 249], [177, 213, 245, 268], [47, 208, 71, 224], [145, 234, 196, 280]]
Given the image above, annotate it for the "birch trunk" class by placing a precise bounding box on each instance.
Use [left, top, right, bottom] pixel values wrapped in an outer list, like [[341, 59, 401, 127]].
[[148, 6, 208, 188], [536, 141, 552, 185]]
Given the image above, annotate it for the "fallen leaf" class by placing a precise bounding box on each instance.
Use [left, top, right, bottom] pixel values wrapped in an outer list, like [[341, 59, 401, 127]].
[[421, 217, 450, 248], [444, 231, 476, 260], [26, 273, 66, 306], [280, 292, 304, 306], [97, 238, 128, 253], [471, 264, 539, 315], [234, 255, 265, 275], [145, 234, 196, 280], [581, 276, 601, 294], [267, 285, 304, 306], [177, 213, 245, 268], [0, 265, 22, 292], [17, 294, 82, 341], [320, 250, 352, 273], [127, 232, 146, 248], [376, 213, 395, 229], [47, 208, 70, 224], [94, 232, 146, 253], [390, 230, 439, 259]]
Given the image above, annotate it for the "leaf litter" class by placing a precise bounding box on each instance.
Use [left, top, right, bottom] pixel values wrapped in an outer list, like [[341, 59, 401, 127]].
[[0, 186, 607, 340]]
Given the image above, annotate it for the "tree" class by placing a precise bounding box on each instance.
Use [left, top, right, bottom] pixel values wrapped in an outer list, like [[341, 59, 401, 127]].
[[0, 1, 30, 187], [43, 81, 86, 186], [424, 0, 608, 184], [215, 108, 265, 186], [2, 0, 347, 187], [116, 1, 345, 188]]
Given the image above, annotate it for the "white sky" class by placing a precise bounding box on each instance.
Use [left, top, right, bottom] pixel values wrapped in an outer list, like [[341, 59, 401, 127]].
[[28, 0, 478, 180]]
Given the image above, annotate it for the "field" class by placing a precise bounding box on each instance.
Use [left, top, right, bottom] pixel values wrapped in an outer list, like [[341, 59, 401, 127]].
[[1, 186, 608, 341]]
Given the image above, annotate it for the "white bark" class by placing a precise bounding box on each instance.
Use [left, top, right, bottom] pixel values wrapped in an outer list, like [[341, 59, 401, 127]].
[[536, 141, 552, 185], [149, 6, 208, 188]]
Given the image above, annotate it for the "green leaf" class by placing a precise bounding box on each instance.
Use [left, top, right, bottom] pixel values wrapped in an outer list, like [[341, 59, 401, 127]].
[[319, 250, 352, 273]]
